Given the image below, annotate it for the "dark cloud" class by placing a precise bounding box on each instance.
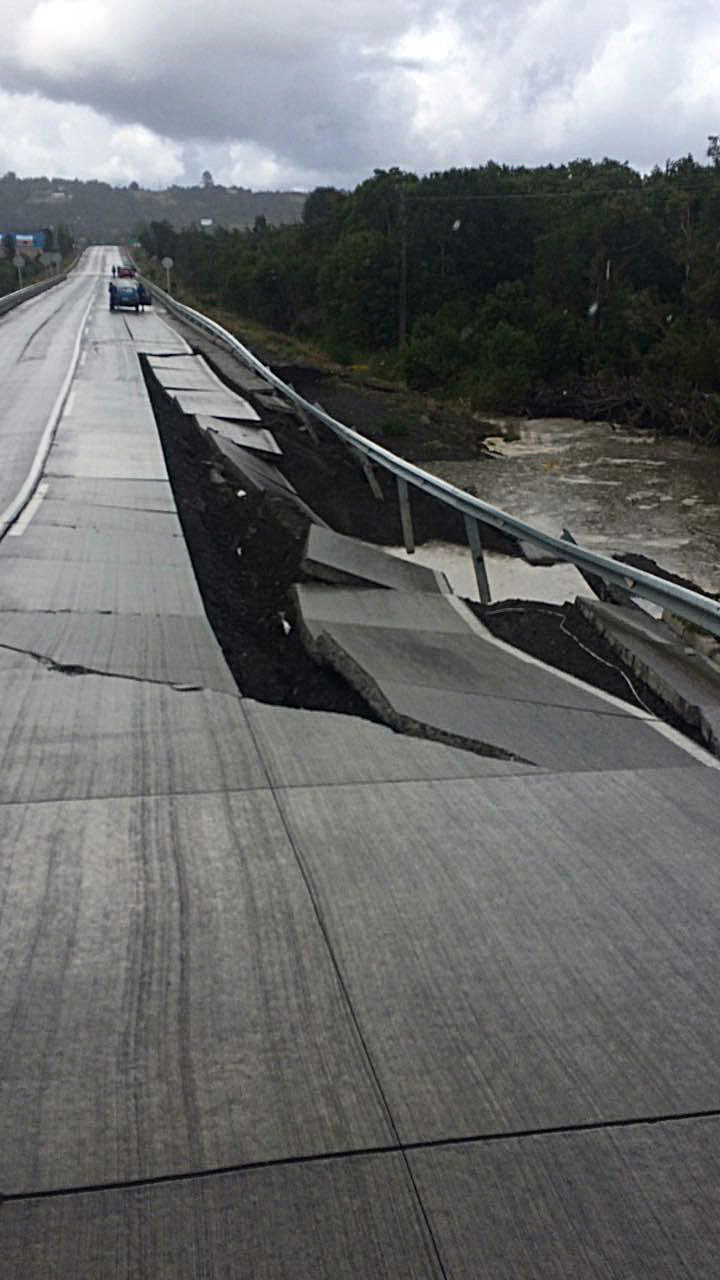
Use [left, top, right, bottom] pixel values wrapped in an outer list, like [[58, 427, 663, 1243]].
[[0, 0, 717, 186]]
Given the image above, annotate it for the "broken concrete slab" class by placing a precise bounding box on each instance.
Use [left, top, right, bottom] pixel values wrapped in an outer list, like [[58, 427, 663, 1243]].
[[243, 699, 543, 788], [301, 620, 644, 715], [295, 585, 470, 635], [195, 415, 281, 456], [0, 612, 237, 694], [152, 365, 222, 391], [0, 557, 205, 616], [577, 597, 720, 753], [209, 435, 327, 524], [302, 525, 452, 594], [171, 388, 260, 421], [294, 585, 698, 767], [255, 389, 296, 414]]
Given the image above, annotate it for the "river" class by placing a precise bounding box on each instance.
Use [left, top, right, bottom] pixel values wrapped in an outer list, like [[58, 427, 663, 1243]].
[[386, 417, 720, 604], [433, 416, 720, 595]]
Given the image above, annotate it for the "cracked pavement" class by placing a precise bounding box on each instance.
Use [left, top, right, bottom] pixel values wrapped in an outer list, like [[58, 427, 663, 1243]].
[[3, 249, 720, 1278]]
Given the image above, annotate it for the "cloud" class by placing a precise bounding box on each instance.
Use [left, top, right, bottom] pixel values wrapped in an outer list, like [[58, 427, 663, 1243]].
[[0, 0, 717, 187]]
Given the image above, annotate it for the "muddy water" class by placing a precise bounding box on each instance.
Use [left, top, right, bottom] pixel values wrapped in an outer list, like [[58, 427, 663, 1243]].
[[428, 417, 720, 594]]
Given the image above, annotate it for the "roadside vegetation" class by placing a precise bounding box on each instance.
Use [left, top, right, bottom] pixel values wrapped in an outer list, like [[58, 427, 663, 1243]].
[[0, 225, 75, 297], [139, 150, 720, 442]]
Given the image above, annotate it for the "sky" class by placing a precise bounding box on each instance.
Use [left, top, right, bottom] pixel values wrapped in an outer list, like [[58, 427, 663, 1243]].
[[0, 0, 718, 190]]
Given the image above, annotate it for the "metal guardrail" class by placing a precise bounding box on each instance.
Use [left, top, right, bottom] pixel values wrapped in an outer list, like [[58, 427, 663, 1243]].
[[0, 273, 68, 316], [143, 275, 720, 638]]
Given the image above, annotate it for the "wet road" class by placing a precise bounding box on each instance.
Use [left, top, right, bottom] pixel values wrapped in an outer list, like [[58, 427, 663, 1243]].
[[0, 248, 105, 523], [433, 417, 720, 592]]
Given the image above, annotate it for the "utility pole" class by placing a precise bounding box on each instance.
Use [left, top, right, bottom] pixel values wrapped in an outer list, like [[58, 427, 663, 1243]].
[[398, 184, 408, 348]]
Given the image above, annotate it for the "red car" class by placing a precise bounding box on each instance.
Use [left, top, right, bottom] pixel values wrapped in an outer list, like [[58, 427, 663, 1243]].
[[117, 266, 135, 278]]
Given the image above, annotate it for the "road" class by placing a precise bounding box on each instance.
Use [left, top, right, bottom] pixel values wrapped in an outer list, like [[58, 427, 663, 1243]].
[[1, 248, 720, 1277], [0, 247, 107, 526]]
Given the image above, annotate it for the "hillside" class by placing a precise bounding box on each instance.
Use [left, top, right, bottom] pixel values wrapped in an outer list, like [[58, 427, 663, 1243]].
[[0, 172, 306, 242]]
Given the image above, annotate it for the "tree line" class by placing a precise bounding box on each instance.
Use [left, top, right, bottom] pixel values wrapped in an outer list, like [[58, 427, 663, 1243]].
[[142, 152, 720, 439]]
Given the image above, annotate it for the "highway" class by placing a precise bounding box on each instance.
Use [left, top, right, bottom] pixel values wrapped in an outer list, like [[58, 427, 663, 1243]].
[[2, 247, 720, 1277]]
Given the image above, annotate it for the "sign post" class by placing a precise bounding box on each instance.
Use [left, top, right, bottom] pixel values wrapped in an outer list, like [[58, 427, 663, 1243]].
[[12, 254, 24, 288], [161, 256, 174, 292]]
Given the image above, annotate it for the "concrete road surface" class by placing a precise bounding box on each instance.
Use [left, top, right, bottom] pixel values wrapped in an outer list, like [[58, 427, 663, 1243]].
[[2, 249, 720, 1278]]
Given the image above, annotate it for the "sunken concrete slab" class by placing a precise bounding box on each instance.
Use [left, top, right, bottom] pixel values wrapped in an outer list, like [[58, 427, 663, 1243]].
[[0, 789, 391, 1193], [0, 557, 205, 616], [302, 525, 452, 594], [411, 1118, 720, 1278], [376, 679, 697, 768], [255, 389, 297, 413], [295, 585, 470, 634], [151, 365, 221, 391], [209, 435, 327, 523], [577, 597, 720, 752], [171, 388, 260, 421], [0, 524, 187, 566], [2, 1154, 441, 1279], [0, 613, 237, 693], [243, 700, 543, 788], [0, 670, 266, 803], [278, 765, 720, 1143], [201, 359, 269, 393], [306, 621, 643, 715], [196, 414, 281, 455]]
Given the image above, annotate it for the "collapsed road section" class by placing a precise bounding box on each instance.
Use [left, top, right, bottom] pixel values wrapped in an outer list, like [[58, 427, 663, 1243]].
[[3, 259, 720, 1278]]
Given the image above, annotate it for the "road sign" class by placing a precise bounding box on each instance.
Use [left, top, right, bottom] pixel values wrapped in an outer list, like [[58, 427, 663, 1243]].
[[12, 255, 24, 268], [161, 257, 174, 270]]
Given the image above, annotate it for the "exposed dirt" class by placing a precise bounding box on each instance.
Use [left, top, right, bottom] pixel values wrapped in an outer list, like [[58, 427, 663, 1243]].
[[470, 597, 706, 746], [143, 329, 709, 743], [143, 359, 378, 716]]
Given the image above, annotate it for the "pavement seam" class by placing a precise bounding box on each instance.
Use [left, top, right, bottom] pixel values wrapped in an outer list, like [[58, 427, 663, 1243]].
[[237, 700, 451, 1280], [5, 1105, 720, 1205]]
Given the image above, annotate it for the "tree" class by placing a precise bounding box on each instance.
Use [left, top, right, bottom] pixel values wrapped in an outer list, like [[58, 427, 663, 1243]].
[[707, 136, 720, 167], [3, 232, 15, 258], [56, 225, 74, 258], [202, 170, 214, 188], [41, 227, 55, 252]]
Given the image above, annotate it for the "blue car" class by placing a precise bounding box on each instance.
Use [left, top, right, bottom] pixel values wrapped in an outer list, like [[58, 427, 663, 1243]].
[[109, 279, 150, 311]]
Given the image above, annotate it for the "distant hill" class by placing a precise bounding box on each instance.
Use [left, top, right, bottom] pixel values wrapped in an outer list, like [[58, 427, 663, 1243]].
[[0, 172, 306, 242]]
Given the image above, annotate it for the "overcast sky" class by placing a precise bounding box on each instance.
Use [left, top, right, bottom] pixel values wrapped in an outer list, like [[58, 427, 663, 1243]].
[[0, 0, 717, 190]]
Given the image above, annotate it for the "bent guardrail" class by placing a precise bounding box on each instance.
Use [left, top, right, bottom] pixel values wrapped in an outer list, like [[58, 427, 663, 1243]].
[[143, 275, 720, 638]]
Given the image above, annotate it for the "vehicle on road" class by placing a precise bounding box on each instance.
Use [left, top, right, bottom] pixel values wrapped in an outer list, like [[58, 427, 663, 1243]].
[[117, 266, 135, 278], [109, 279, 151, 311]]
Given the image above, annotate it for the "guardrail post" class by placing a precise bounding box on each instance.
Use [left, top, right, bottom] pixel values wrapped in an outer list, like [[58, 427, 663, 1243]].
[[353, 448, 383, 501], [397, 477, 415, 554], [464, 514, 491, 604]]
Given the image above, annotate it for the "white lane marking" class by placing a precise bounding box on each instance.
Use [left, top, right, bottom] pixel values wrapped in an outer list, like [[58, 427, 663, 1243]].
[[63, 388, 76, 417], [8, 482, 48, 536], [447, 594, 720, 770], [0, 288, 95, 539], [80, 350, 87, 366]]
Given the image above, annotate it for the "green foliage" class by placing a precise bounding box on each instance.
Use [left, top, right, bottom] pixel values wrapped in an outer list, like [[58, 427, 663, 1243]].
[[139, 157, 720, 420]]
